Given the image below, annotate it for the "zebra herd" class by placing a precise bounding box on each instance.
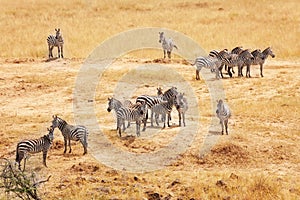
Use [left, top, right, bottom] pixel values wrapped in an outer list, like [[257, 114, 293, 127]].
[[15, 115, 88, 171], [16, 30, 273, 170], [193, 46, 275, 80], [107, 86, 189, 137]]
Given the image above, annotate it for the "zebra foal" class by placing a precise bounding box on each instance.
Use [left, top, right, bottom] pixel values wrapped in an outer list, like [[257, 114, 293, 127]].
[[51, 115, 88, 155], [47, 28, 64, 58], [216, 99, 231, 135], [16, 126, 54, 171]]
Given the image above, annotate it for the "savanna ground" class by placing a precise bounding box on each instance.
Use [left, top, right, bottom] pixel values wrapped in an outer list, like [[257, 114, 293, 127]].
[[0, 0, 299, 199]]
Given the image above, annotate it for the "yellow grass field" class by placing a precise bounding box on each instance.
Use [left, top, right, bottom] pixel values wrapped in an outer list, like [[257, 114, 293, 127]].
[[0, 0, 300, 199]]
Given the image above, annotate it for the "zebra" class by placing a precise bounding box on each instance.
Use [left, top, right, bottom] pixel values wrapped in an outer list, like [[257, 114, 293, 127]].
[[209, 49, 231, 78], [193, 50, 226, 80], [107, 97, 133, 129], [223, 49, 254, 77], [15, 126, 54, 171], [151, 87, 179, 128], [225, 46, 244, 76], [47, 28, 64, 58], [136, 93, 171, 131], [116, 102, 146, 137], [216, 99, 231, 135], [248, 47, 275, 77], [175, 93, 188, 127], [51, 115, 88, 155], [159, 32, 178, 59]]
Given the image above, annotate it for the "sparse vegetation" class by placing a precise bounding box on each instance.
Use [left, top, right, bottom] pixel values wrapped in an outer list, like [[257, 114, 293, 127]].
[[0, 0, 299, 199]]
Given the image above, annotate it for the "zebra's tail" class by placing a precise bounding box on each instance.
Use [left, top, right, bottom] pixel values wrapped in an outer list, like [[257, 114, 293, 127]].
[[174, 45, 178, 50], [15, 143, 20, 163]]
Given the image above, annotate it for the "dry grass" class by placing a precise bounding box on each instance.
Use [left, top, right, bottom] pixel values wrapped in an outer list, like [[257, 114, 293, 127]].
[[0, 0, 299, 59], [0, 0, 300, 199]]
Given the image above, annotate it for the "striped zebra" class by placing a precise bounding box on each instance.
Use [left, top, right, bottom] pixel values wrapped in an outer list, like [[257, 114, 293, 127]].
[[47, 28, 64, 58], [216, 99, 231, 135], [159, 32, 178, 59], [209, 49, 230, 78], [116, 102, 146, 137], [136, 91, 172, 131], [107, 97, 133, 129], [51, 115, 88, 155], [151, 87, 179, 128], [16, 126, 54, 171], [175, 93, 188, 127], [225, 46, 244, 76], [249, 47, 275, 77], [224, 49, 254, 77], [192, 51, 224, 80]]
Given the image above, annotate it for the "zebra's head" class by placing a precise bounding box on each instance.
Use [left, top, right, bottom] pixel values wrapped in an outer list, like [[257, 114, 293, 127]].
[[47, 126, 54, 142], [263, 47, 275, 58], [51, 115, 61, 128], [107, 97, 121, 112], [55, 28, 61, 39], [157, 87, 163, 96], [216, 99, 224, 113], [175, 93, 186, 110], [159, 32, 165, 43]]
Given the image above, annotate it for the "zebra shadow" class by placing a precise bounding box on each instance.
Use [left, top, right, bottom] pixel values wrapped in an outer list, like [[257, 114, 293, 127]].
[[45, 57, 60, 62], [208, 130, 223, 135]]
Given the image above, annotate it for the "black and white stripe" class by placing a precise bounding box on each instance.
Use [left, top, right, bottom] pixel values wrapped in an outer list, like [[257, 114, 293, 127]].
[[116, 102, 146, 137], [159, 32, 178, 59], [51, 115, 88, 155], [175, 93, 188, 127], [249, 47, 275, 77], [16, 126, 54, 171], [47, 28, 64, 58], [216, 99, 231, 135], [151, 95, 175, 128]]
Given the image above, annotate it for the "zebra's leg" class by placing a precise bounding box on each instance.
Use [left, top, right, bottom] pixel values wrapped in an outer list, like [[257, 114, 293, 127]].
[[136, 120, 141, 137], [150, 108, 154, 127], [43, 150, 48, 167], [142, 110, 148, 131], [68, 137, 72, 153], [183, 112, 186, 127], [246, 64, 251, 78], [178, 110, 182, 127], [163, 50, 166, 59], [122, 120, 126, 132], [228, 67, 233, 78], [61, 45, 64, 58], [220, 120, 224, 135], [155, 113, 159, 126], [260, 64, 264, 77], [167, 113, 171, 127], [63, 137, 67, 154], [196, 70, 200, 80], [49, 46, 54, 58], [58, 46, 60, 58], [23, 157, 27, 172], [167, 51, 171, 59], [17, 152, 24, 170], [225, 119, 229, 135], [162, 113, 166, 129], [219, 65, 224, 78], [127, 121, 130, 128]]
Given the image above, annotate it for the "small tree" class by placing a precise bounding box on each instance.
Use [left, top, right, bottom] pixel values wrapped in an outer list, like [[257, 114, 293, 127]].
[[0, 158, 51, 200]]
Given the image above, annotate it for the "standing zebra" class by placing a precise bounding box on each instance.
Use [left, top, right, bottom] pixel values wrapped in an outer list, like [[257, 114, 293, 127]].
[[107, 97, 133, 130], [116, 102, 146, 137], [209, 49, 230, 78], [51, 115, 88, 155], [16, 126, 54, 171], [249, 47, 275, 77], [216, 99, 231, 135], [151, 87, 179, 128], [136, 93, 171, 131], [47, 28, 64, 58], [193, 51, 224, 80], [225, 46, 244, 76], [175, 93, 188, 127], [159, 32, 178, 59]]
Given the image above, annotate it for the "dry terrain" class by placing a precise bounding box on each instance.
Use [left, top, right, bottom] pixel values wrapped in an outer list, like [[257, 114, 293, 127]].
[[0, 0, 299, 199]]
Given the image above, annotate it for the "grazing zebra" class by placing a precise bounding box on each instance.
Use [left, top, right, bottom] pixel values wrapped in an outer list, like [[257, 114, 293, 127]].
[[249, 47, 275, 77], [116, 102, 146, 137], [107, 97, 133, 129], [47, 28, 64, 58], [51, 115, 88, 155], [193, 50, 225, 80], [216, 99, 231, 135], [175, 93, 188, 127], [159, 32, 178, 59], [16, 126, 54, 171]]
